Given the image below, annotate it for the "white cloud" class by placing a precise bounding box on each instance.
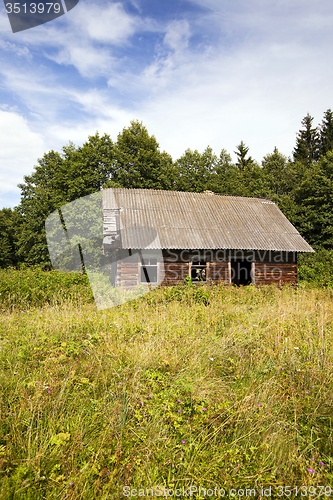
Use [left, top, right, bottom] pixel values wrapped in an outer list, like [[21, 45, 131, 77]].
[[0, 38, 30, 57], [0, 111, 45, 206], [72, 2, 136, 44], [51, 43, 117, 77], [164, 20, 190, 52], [0, 11, 11, 33]]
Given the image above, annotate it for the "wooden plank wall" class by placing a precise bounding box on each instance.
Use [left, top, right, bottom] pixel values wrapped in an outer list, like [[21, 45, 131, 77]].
[[113, 249, 298, 288], [208, 262, 229, 283], [117, 261, 139, 288], [254, 252, 297, 286], [255, 262, 297, 286], [161, 250, 229, 286], [160, 262, 190, 286]]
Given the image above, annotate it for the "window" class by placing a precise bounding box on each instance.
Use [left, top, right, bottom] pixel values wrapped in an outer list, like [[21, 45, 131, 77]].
[[140, 257, 158, 283], [191, 258, 207, 282]]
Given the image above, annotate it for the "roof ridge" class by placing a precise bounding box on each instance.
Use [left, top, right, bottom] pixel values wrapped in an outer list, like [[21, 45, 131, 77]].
[[106, 187, 273, 202]]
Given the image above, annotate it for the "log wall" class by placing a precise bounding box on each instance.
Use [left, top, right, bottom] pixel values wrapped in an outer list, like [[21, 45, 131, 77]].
[[254, 262, 297, 286], [112, 249, 298, 288], [117, 261, 139, 288]]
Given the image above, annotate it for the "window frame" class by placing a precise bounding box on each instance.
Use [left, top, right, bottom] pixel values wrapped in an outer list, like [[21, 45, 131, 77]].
[[190, 258, 207, 282], [140, 256, 158, 284]]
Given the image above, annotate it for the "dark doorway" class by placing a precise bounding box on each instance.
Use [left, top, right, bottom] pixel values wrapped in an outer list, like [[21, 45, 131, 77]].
[[230, 260, 252, 286]]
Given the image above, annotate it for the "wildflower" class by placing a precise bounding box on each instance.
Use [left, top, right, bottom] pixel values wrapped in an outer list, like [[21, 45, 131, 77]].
[[119, 382, 122, 385], [306, 391, 309, 393], [69, 481, 74, 486], [181, 440, 186, 444], [177, 399, 181, 402], [210, 358, 214, 361], [320, 461, 325, 466], [258, 404, 262, 407], [202, 408, 207, 411], [178, 410, 181, 413], [294, 347, 299, 350], [307, 468, 315, 473], [140, 402, 143, 405], [47, 390, 50, 393]]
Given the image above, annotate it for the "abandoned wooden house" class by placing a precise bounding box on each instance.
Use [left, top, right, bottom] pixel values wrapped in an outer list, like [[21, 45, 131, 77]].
[[102, 188, 314, 288]]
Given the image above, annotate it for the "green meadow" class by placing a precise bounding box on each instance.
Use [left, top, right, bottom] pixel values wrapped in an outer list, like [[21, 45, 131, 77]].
[[0, 268, 332, 499]]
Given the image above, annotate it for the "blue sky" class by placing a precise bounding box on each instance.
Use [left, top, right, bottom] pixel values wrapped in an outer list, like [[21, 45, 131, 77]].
[[1, 0, 333, 208]]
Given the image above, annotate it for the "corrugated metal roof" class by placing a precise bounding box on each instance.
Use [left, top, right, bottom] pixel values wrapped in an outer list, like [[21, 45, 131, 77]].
[[103, 188, 314, 252]]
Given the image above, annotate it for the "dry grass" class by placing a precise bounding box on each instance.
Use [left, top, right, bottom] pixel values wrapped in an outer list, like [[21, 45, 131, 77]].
[[0, 283, 332, 498]]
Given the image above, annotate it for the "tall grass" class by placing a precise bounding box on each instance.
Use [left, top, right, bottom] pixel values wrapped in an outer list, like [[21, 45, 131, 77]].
[[0, 267, 93, 311], [0, 277, 332, 498]]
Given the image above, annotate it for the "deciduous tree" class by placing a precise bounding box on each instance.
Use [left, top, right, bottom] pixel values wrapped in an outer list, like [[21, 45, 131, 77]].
[[174, 146, 218, 192], [113, 121, 175, 190]]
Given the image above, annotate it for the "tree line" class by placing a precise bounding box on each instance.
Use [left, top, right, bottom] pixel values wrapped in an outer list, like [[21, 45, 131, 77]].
[[1, 110, 333, 269]]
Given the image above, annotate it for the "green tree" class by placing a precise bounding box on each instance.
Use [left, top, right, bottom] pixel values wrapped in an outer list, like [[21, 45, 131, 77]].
[[59, 132, 115, 200], [113, 121, 174, 190], [213, 145, 264, 198], [16, 150, 65, 267], [211, 149, 237, 194], [320, 108, 333, 156], [0, 208, 21, 267], [293, 113, 320, 165], [16, 133, 115, 267], [234, 141, 254, 170], [292, 151, 333, 248], [262, 147, 289, 197], [175, 146, 218, 192]]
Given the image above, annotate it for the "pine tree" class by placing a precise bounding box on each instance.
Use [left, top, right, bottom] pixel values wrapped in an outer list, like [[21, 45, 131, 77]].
[[292, 151, 333, 248], [293, 113, 320, 165], [234, 141, 254, 170], [320, 108, 333, 156]]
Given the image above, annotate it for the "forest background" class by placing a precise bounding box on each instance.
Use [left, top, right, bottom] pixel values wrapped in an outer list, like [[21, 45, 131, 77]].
[[1, 109, 333, 284]]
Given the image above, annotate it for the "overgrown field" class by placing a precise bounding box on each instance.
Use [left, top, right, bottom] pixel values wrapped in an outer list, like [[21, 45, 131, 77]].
[[0, 270, 333, 499]]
